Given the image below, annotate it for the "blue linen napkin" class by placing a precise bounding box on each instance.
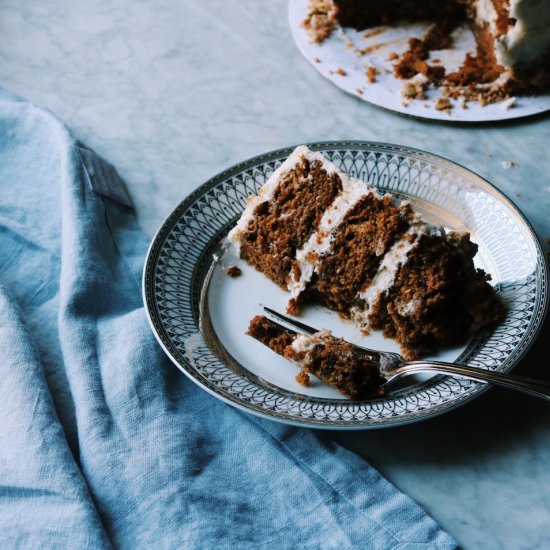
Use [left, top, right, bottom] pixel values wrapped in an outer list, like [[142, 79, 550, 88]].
[[0, 89, 457, 549]]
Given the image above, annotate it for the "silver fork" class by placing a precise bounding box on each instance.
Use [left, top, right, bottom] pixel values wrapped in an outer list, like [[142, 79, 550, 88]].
[[263, 307, 550, 401]]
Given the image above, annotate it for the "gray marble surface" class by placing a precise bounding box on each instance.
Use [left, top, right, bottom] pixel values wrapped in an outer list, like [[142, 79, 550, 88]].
[[1, 0, 549, 547]]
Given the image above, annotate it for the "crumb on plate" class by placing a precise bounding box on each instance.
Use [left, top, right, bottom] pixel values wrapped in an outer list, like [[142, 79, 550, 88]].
[[226, 265, 242, 277], [435, 97, 452, 111], [366, 65, 378, 83]]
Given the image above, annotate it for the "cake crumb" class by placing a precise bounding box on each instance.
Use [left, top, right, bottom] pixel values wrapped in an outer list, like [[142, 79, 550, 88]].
[[295, 370, 310, 386], [336, 68, 347, 76], [226, 265, 242, 278], [387, 52, 399, 61], [402, 79, 426, 100], [313, 56, 321, 63], [356, 87, 364, 94], [435, 97, 452, 111], [501, 96, 517, 110], [366, 65, 378, 83], [302, 1, 339, 43], [501, 161, 519, 169]]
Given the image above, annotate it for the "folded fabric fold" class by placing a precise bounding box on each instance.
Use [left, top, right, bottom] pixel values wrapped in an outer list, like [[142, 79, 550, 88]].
[[0, 89, 457, 549]]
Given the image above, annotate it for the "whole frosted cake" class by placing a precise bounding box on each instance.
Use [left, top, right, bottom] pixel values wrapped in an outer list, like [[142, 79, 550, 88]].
[[228, 146, 504, 359]]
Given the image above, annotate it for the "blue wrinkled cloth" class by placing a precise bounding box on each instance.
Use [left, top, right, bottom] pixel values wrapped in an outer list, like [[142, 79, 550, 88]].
[[0, 89, 457, 549]]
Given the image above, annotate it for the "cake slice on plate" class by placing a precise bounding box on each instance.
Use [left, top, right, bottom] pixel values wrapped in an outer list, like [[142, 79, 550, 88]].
[[228, 145, 504, 359]]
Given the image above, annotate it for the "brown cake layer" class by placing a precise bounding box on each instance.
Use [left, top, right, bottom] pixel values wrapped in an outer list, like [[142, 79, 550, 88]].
[[335, 0, 465, 29], [247, 315, 385, 399], [239, 156, 342, 288]]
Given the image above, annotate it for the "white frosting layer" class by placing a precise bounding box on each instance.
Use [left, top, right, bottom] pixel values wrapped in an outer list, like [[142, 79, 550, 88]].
[[290, 329, 332, 364], [473, 0, 550, 68], [291, 333, 320, 356], [227, 145, 340, 252], [288, 176, 382, 300]]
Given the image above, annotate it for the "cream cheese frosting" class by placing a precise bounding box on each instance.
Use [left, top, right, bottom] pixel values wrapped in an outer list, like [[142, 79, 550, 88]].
[[473, 0, 550, 69], [290, 332, 322, 356]]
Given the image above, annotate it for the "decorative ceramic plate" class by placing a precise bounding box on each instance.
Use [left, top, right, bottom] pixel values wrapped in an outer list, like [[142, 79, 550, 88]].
[[288, 0, 550, 122], [143, 142, 548, 429]]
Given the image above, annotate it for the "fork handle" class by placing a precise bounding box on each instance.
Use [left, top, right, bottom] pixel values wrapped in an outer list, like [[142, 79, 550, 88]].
[[395, 361, 550, 402]]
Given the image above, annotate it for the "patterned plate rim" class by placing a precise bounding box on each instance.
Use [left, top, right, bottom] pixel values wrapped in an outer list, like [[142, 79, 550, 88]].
[[143, 141, 549, 429]]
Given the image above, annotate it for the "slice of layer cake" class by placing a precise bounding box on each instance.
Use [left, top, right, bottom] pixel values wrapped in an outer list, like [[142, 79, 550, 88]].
[[228, 146, 344, 288], [228, 145, 504, 359], [303, 0, 550, 104], [247, 315, 385, 399]]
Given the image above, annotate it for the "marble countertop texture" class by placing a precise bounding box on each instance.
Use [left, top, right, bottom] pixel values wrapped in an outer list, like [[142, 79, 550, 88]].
[[1, 1, 549, 548]]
